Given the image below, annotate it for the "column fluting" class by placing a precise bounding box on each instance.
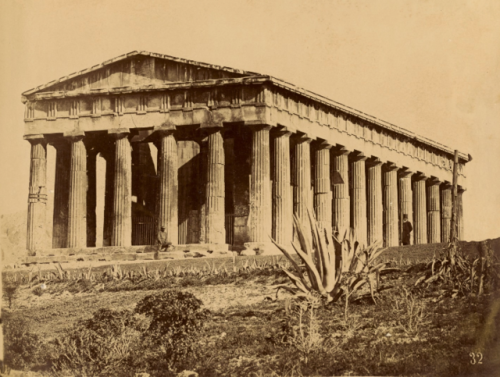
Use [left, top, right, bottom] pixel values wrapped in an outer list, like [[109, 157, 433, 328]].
[[383, 164, 399, 247], [366, 158, 383, 245], [272, 130, 292, 245], [67, 135, 87, 248], [413, 175, 428, 244], [293, 136, 313, 225], [52, 141, 70, 249], [249, 126, 271, 243], [157, 130, 179, 244], [206, 129, 225, 244], [111, 132, 132, 247], [399, 170, 413, 245], [351, 153, 367, 247], [427, 178, 441, 244], [26, 137, 48, 254], [314, 143, 332, 233], [332, 148, 350, 237], [86, 146, 98, 247]]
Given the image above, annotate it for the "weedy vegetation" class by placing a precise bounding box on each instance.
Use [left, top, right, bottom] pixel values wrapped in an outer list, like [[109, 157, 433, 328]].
[[2, 218, 500, 376]]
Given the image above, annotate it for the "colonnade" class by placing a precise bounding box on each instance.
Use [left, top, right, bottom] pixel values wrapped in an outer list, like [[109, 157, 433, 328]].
[[25, 124, 465, 254]]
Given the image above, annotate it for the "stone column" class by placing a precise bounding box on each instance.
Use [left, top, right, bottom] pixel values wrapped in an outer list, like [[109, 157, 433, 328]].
[[383, 164, 399, 247], [272, 129, 292, 245], [86, 146, 98, 247], [205, 128, 225, 245], [457, 187, 465, 240], [66, 134, 87, 248], [427, 178, 441, 244], [110, 130, 132, 247], [314, 141, 332, 233], [441, 183, 452, 243], [293, 135, 313, 225], [26, 136, 48, 255], [155, 128, 179, 245], [248, 125, 271, 244], [52, 140, 70, 249], [351, 152, 367, 247], [398, 169, 413, 245], [332, 148, 350, 237], [102, 145, 114, 247], [413, 174, 428, 244], [366, 158, 383, 245]]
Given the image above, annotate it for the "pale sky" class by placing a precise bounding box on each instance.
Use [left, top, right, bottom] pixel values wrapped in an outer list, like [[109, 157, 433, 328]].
[[1, 0, 499, 241]]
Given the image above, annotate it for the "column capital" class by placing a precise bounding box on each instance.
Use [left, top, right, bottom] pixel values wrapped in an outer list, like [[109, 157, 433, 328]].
[[413, 172, 428, 181], [332, 145, 350, 156], [108, 128, 130, 140], [153, 125, 177, 136], [292, 132, 314, 144], [366, 156, 383, 167], [243, 122, 273, 132], [24, 134, 46, 145], [441, 181, 452, 189], [398, 168, 413, 178], [63, 131, 85, 143], [350, 151, 367, 162], [383, 162, 399, 172], [312, 138, 333, 150], [427, 176, 441, 186], [271, 125, 292, 138]]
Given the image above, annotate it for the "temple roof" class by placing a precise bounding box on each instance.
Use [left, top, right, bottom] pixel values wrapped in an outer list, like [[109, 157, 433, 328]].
[[21, 51, 470, 163], [22, 50, 260, 97]]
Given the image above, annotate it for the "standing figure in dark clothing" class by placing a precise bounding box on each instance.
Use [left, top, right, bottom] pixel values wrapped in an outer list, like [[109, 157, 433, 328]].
[[157, 226, 173, 252], [402, 214, 413, 246]]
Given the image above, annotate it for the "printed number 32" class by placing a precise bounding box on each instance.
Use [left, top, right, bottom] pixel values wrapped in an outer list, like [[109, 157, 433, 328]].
[[470, 352, 483, 365]]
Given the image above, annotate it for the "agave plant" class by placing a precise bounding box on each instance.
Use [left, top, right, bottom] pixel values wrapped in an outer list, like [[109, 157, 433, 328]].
[[271, 210, 387, 304]]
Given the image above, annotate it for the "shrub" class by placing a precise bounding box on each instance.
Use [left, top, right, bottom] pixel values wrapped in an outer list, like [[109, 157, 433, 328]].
[[51, 308, 140, 376], [4, 317, 47, 371], [134, 290, 211, 372]]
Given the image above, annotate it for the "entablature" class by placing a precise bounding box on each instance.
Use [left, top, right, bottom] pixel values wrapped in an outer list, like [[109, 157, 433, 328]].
[[23, 77, 468, 188]]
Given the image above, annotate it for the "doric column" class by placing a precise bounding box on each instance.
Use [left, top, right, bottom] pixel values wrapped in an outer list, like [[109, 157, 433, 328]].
[[457, 187, 465, 240], [155, 127, 178, 245], [293, 134, 313, 225], [332, 147, 350, 237], [86, 146, 98, 247], [198, 138, 208, 243], [314, 141, 332, 233], [102, 144, 114, 247], [248, 125, 271, 243], [383, 163, 399, 247], [351, 152, 367, 247], [52, 140, 70, 249], [110, 129, 132, 247], [205, 128, 225, 244], [398, 169, 413, 245], [413, 174, 428, 244], [26, 136, 48, 254], [427, 178, 441, 244], [272, 129, 292, 245], [441, 182, 452, 243], [366, 158, 383, 245], [66, 134, 87, 248]]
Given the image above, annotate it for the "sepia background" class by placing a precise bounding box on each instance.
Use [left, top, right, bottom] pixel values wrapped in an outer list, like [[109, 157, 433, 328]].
[[1, 0, 499, 242]]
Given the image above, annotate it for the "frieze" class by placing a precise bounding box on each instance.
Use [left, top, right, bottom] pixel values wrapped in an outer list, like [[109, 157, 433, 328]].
[[23, 78, 467, 181]]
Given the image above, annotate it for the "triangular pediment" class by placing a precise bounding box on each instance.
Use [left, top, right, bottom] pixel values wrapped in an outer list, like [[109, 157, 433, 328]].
[[22, 51, 260, 97]]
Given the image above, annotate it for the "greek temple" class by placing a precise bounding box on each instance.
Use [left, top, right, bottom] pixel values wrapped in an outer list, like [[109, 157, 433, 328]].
[[21, 51, 469, 261]]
